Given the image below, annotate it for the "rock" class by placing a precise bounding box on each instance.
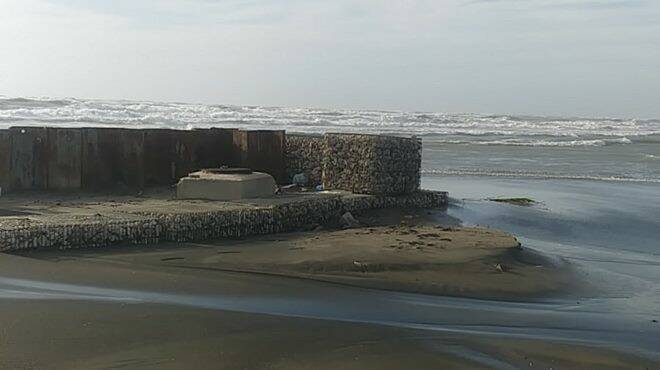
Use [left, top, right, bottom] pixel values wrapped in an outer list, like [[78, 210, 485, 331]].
[[340, 212, 361, 229], [292, 172, 308, 187], [353, 260, 368, 272], [285, 135, 324, 187], [489, 197, 536, 207], [495, 263, 508, 273]]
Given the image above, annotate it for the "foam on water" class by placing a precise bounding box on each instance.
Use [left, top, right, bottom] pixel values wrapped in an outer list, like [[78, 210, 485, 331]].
[[421, 169, 660, 183], [1, 97, 659, 139], [2, 96, 659, 182], [425, 137, 634, 147]]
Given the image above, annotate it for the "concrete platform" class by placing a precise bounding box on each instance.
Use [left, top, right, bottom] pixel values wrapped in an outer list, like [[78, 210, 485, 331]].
[[0, 188, 447, 251], [176, 170, 276, 201]]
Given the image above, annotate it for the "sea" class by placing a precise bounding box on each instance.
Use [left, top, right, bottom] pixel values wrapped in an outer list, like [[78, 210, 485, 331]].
[[1, 96, 659, 183], [1, 96, 659, 357]]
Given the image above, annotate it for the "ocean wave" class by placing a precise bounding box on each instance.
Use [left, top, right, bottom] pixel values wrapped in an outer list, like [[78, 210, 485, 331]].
[[1, 97, 659, 140], [426, 137, 633, 147], [421, 168, 660, 183]]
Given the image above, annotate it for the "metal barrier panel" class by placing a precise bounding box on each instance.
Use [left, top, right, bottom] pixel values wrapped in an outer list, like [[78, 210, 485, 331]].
[[0, 127, 283, 193], [46, 128, 82, 190], [233, 130, 286, 183], [0, 130, 10, 192], [173, 128, 236, 179], [9, 127, 48, 190], [143, 129, 176, 186], [81, 128, 145, 190]]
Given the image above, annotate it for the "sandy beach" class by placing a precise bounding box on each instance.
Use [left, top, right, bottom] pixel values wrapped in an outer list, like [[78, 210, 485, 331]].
[[1, 298, 655, 369], [3, 1, 659, 366], [0, 128, 657, 368], [1, 204, 657, 368], [26, 207, 582, 301]]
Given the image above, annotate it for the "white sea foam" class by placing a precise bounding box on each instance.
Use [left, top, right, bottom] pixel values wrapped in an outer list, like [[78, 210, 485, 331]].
[[426, 137, 634, 147], [2, 97, 658, 182], [421, 168, 660, 183], [1, 97, 659, 142]]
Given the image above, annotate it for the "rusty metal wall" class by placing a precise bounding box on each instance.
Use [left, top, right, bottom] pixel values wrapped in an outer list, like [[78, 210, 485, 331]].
[[81, 128, 145, 191], [47, 128, 82, 190], [233, 130, 286, 183], [9, 127, 48, 190], [173, 128, 236, 179], [143, 129, 176, 186], [1, 127, 286, 193], [0, 130, 10, 192], [232, 130, 249, 167]]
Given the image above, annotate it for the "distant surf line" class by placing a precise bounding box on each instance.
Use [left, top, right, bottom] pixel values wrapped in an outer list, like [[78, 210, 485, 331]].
[[422, 169, 660, 184]]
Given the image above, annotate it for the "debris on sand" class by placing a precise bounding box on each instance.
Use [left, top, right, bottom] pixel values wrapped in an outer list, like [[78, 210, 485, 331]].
[[353, 260, 368, 272]]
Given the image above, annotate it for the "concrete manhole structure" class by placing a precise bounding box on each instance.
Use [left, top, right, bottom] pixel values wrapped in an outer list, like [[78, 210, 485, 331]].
[[176, 168, 277, 201]]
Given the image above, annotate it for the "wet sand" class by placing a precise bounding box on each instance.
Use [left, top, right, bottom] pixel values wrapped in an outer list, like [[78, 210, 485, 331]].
[[1, 299, 656, 369], [0, 249, 656, 369], [78, 226, 579, 301], [11, 207, 585, 301], [0, 208, 657, 368]]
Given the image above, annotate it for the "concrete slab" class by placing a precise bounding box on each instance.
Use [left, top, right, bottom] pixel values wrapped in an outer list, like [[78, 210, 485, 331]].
[[176, 171, 276, 200]]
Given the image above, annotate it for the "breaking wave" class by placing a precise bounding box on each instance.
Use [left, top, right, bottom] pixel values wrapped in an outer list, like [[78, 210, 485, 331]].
[[2, 96, 658, 183], [426, 137, 634, 147], [422, 169, 660, 184], [1, 97, 659, 142]]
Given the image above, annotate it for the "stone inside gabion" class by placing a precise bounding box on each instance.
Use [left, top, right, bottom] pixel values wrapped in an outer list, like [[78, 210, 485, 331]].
[[0, 191, 447, 251], [285, 133, 421, 195], [285, 134, 324, 187], [1, 132, 433, 251]]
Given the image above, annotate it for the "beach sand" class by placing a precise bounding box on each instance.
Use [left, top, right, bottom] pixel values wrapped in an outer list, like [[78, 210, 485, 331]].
[[11, 208, 584, 301], [0, 208, 654, 368], [1, 298, 655, 369]]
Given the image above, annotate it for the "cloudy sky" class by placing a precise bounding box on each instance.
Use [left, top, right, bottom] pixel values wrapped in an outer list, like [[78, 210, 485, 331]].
[[1, 0, 659, 117]]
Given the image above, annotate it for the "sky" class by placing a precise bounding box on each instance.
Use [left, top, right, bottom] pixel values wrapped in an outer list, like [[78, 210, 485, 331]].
[[1, 0, 659, 118]]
